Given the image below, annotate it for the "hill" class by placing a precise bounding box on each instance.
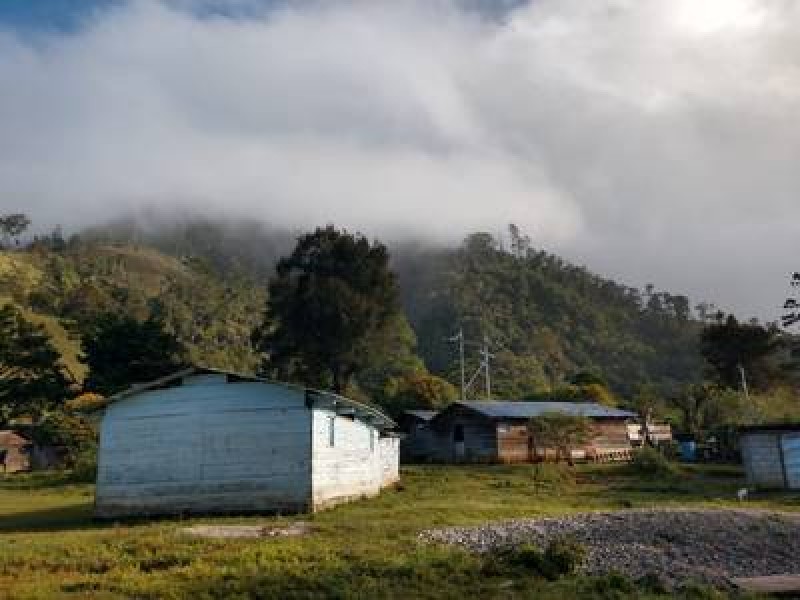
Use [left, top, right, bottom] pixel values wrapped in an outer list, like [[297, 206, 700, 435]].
[[2, 219, 704, 399], [0, 239, 266, 382]]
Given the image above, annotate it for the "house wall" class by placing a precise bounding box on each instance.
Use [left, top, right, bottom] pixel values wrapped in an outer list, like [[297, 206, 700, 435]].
[[740, 431, 794, 489], [310, 409, 398, 510], [428, 408, 497, 463], [496, 423, 530, 463], [95, 377, 312, 518], [400, 419, 437, 462], [589, 420, 632, 455], [0, 433, 30, 473]]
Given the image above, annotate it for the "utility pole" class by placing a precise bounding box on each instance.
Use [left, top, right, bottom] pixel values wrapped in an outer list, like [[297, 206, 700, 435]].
[[738, 364, 750, 402], [447, 328, 466, 401], [480, 335, 494, 401]]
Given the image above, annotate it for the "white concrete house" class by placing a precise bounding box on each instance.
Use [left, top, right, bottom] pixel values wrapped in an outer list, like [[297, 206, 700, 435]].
[[94, 367, 399, 518]]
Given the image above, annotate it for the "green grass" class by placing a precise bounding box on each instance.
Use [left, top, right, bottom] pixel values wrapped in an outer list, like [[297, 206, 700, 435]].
[[0, 464, 796, 599]]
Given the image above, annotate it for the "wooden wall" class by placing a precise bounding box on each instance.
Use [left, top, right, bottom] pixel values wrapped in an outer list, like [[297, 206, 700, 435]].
[[0, 432, 30, 473], [400, 419, 437, 462], [95, 376, 312, 518]]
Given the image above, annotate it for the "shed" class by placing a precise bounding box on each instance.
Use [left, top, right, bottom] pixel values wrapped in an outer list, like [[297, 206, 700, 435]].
[[739, 424, 800, 489], [403, 401, 637, 464], [0, 430, 31, 473], [94, 367, 399, 518]]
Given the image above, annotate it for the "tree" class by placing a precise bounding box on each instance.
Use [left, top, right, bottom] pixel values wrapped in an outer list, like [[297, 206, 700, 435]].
[[527, 411, 591, 465], [783, 272, 800, 328], [379, 372, 458, 416], [253, 226, 399, 393], [700, 314, 782, 391], [0, 304, 71, 423], [0, 213, 31, 248], [81, 313, 187, 395]]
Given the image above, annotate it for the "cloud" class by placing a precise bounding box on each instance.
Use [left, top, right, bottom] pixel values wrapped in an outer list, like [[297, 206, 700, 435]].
[[0, 0, 798, 319]]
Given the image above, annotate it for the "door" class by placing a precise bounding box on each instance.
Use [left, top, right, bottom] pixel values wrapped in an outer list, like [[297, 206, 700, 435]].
[[453, 424, 465, 462], [781, 433, 800, 489]]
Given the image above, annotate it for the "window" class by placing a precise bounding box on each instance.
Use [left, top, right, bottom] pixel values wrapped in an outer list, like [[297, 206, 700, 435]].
[[328, 416, 336, 447], [453, 424, 465, 443], [369, 428, 375, 452]]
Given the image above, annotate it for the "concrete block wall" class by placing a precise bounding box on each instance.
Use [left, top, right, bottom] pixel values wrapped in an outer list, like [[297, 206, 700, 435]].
[[310, 409, 397, 510]]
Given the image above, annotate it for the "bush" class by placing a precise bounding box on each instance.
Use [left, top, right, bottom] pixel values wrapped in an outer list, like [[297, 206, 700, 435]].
[[68, 446, 97, 483], [502, 536, 586, 580], [629, 447, 679, 478]]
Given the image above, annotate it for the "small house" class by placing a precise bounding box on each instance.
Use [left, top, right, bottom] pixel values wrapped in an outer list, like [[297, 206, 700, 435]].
[[0, 430, 31, 473], [739, 424, 800, 489], [401, 401, 637, 463], [94, 367, 399, 518]]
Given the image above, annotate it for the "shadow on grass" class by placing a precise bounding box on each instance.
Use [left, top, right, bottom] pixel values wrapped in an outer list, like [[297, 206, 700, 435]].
[[0, 502, 99, 533]]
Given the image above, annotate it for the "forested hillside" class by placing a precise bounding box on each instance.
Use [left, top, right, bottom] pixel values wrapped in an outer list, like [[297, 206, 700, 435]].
[[396, 231, 703, 398], [0, 235, 265, 381], [1, 218, 704, 399]]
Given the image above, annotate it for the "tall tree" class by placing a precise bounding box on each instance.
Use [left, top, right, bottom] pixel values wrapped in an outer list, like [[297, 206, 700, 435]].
[[82, 313, 187, 395], [700, 314, 781, 391], [0, 213, 30, 248], [0, 304, 70, 423], [253, 226, 399, 393]]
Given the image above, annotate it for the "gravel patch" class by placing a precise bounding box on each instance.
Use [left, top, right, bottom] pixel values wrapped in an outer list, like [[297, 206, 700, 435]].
[[184, 521, 313, 539], [420, 509, 800, 588]]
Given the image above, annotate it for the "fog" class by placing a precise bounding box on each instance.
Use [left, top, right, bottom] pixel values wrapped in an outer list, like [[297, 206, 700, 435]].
[[0, 0, 798, 319]]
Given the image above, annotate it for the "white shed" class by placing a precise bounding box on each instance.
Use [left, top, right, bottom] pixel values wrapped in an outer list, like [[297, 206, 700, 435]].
[[740, 424, 800, 490], [94, 367, 399, 518]]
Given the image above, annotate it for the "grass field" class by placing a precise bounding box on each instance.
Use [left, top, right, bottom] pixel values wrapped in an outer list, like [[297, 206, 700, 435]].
[[1, 464, 798, 599]]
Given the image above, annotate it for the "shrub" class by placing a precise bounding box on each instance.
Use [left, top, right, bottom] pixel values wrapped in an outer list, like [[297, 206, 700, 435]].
[[68, 445, 97, 483], [629, 446, 679, 478], [502, 537, 586, 580], [543, 537, 587, 578]]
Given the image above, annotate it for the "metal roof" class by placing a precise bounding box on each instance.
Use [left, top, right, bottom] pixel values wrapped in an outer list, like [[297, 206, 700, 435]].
[[404, 410, 438, 421], [95, 365, 396, 430], [457, 401, 637, 420]]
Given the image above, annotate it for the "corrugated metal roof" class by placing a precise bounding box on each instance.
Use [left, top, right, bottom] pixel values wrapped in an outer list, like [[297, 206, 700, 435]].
[[95, 365, 396, 430], [458, 401, 637, 419], [404, 410, 438, 421]]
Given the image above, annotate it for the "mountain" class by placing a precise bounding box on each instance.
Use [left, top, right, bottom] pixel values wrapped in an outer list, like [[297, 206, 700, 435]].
[[1, 219, 703, 398]]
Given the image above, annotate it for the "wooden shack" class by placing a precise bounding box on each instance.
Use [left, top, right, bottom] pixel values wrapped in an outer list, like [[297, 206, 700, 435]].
[[94, 367, 399, 518], [398, 410, 438, 462], [0, 430, 31, 473], [403, 401, 637, 464]]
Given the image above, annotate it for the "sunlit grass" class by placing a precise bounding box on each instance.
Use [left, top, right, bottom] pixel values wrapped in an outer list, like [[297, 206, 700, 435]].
[[0, 464, 794, 599]]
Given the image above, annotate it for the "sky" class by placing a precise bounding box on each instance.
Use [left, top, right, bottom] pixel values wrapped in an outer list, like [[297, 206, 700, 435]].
[[0, 0, 797, 321]]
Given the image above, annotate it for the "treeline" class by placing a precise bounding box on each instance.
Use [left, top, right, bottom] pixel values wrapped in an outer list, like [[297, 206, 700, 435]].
[[2, 214, 798, 441]]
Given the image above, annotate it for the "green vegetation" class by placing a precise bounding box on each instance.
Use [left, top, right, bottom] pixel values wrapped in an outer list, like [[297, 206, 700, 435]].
[[0, 304, 70, 424], [527, 412, 591, 465], [497, 537, 587, 580], [253, 226, 402, 393], [2, 215, 799, 436], [0, 464, 789, 599], [81, 313, 187, 395], [629, 447, 680, 479]]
